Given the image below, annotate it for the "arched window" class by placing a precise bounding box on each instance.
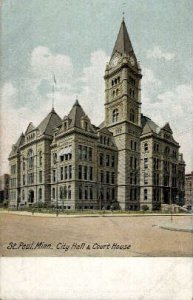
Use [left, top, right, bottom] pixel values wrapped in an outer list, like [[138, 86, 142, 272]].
[[117, 76, 120, 83], [27, 149, 34, 168], [112, 109, 119, 123], [39, 188, 42, 200], [39, 151, 42, 166], [112, 80, 114, 86], [114, 78, 117, 85], [130, 109, 135, 123], [144, 143, 148, 152]]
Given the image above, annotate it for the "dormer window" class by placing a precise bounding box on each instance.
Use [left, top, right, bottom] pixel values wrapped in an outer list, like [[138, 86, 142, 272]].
[[112, 109, 119, 123], [84, 121, 88, 131]]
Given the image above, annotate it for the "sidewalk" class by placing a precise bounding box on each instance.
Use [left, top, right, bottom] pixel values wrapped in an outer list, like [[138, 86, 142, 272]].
[[0, 210, 192, 219], [158, 223, 193, 233]]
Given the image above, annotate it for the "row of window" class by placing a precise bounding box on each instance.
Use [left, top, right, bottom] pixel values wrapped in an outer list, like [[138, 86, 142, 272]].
[[78, 145, 92, 161], [99, 153, 115, 167], [128, 76, 136, 86], [99, 187, 115, 201], [112, 108, 136, 123], [11, 165, 16, 175], [79, 165, 93, 181], [100, 171, 115, 184], [10, 191, 16, 200], [130, 188, 138, 201], [52, 185, 71, 200], [130, 157, 138, 170], [130, 140, 138, 151], [60, 165, 72, 181], [111, 76, 120, 86], [99, 135, 111, 146], [130, 173, 138, 185], [144, 143, 177, 158], [10, 178, 16, 188]]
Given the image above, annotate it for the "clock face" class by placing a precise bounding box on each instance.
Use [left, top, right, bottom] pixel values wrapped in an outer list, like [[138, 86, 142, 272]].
[[111, 55, 119, 67], [129, 56, 135, 66]]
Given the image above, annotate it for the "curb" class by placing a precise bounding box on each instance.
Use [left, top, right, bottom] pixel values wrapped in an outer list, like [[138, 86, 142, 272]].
[[159, 225, 193, 233]]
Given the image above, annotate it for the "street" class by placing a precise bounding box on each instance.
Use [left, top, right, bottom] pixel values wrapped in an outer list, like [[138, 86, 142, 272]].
[[0, 213, 192, 256]]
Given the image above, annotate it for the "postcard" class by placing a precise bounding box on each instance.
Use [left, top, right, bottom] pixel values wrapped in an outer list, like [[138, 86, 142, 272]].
[[0, 1, 192, 299]]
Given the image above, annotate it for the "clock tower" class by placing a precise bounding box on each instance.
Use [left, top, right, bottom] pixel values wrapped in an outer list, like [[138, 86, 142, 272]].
[[104, 19, 142, 210]]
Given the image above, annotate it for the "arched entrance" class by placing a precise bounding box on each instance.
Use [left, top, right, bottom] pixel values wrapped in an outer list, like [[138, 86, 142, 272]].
[[28, 190, 34, 203]]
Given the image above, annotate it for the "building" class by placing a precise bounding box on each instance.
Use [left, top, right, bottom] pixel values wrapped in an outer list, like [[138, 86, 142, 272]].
[[185, 172, 193, 209], [8, 19, 185, 211], [0, 174, 10, 205]]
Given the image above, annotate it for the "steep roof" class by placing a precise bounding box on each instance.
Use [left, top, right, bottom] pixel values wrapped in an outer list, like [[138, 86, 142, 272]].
[[111, 19, 134, 59], [37, 108, 62, 136], [141, 115, 160, 135], [9, 133, 25, 157], [161, 122, 173, 134], [25, 122, 35, 134], [67, 100, 86, 128]]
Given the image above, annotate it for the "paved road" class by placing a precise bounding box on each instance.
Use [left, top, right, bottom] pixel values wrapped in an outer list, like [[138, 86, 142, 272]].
[[0, 214, 192, 257]]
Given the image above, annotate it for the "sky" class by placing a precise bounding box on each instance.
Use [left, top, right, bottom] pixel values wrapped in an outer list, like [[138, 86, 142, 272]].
[[1, 0, 193, 174]]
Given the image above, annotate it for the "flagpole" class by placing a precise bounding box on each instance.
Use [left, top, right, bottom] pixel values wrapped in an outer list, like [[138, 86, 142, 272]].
[[52, 73, 56, 109]]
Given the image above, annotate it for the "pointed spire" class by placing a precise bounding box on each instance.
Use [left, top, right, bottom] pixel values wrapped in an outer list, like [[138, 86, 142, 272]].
[[111, 19, 134, 59]]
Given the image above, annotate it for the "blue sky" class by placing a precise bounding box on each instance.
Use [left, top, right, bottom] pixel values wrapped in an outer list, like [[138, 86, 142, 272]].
[[1, 0, 193, 173]]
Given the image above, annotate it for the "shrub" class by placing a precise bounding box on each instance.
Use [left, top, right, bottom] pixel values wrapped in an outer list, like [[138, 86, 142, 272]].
[[141, 205, 149, 211]]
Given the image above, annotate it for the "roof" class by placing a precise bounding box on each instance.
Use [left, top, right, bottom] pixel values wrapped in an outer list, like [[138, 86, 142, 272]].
[[162, 122, 173, 134], [25, 122, 35, 134], [9, 133, 25, 157], [37, 108, 62, 136], [67, 100, 87, 128], [141, 115, 160, 135], [111, 19, 135, 59], [64, 100, 96, 133]]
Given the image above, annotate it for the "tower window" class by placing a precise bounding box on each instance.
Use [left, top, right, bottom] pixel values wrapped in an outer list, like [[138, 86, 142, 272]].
[[112, 109, 119, 123], [130, 109, 135, 123], [144, 143, 148, 152]]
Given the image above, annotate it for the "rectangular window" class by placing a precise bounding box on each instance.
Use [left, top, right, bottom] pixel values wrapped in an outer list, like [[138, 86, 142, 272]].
[[65, 166, 68, 180], [69, 165, 72, 179], [85, 186, 88, 199], [89, 167, 93, 181], [83, 146, 87, 160], [106, 155, 110, 167], [23, 175, 25, 185], [99, 153, 103, 166], [60, 167, 63, 181], [111, 172, 115, 184], [39, 170, 42, 183], [52, 188, 55, 199], [111, 156, 115, 167], [78, 145, 82, 160], [100, 170, 104, 183], [130, 157, 133, 168], [88, 147, 92, 161], [144, 158, 148, 169], [79, 165, 82, 180], [106, 171, 110, 184], [84, 166, 88, 180]]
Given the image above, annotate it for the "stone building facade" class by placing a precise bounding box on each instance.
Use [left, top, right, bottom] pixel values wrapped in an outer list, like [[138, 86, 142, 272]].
[[185, 172, 193, 209], [0, 174, 10, 204], [8, 19, 185, 211]]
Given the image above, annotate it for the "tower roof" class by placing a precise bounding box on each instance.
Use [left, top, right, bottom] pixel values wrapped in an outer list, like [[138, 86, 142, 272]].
[[37, 108, 62, 136], [111, 19, 134, 58]]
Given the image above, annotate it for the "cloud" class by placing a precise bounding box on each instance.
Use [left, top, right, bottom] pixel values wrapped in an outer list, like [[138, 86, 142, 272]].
[[0, 49, 109, 174], [142, 83, 193, 172], [146, 46, 175, 61], [31, 46, 73, 83]]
